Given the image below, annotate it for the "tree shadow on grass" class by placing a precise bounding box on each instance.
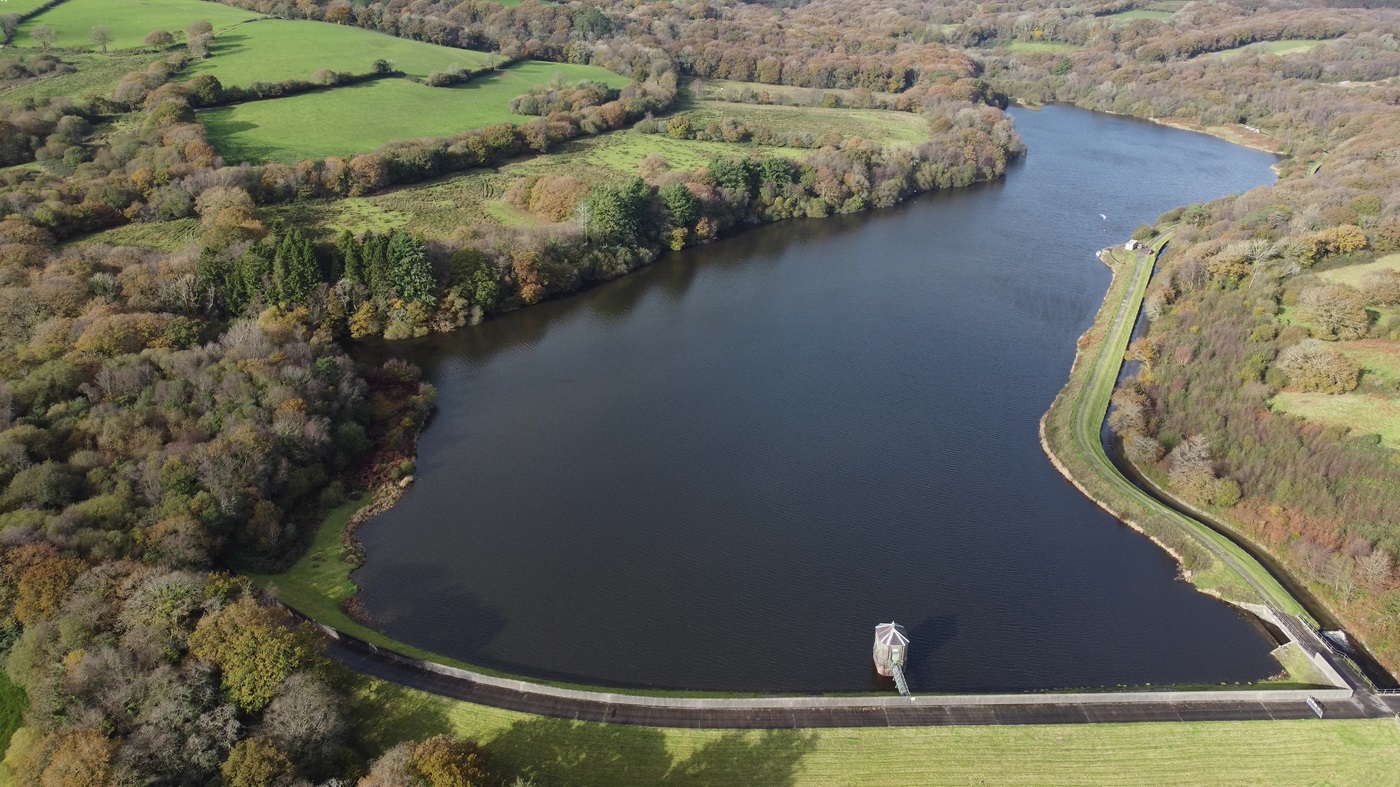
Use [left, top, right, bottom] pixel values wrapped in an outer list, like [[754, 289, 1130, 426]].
[[341, 673, 456, 754], [487, 717, 818, 787]]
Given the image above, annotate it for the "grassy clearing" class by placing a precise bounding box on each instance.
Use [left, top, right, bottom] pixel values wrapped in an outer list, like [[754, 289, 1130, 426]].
[[687, 100, 929, 146], [71, 217, 201, 252], [202, 61, 630, 164], [15, 0, 260, 51], [697, 78, 886, 107], [1002, 41, 1082, 54], [1272, 392, 1400, 446], [189, 19, 497, 86], [1320, 252, 1400, 288], [1107, 9, 1175, 20], [1337, 340, 1400, 388], [347, 678, 1400, 787], [0, 51, 161, 106], [1210, 40, 1328, 59]]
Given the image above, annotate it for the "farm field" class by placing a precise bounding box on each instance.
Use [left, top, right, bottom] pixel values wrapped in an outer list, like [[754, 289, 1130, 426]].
[[202, 61, 631, 164], [188, 18, 498, 86], [349, 678, 1400, 787], [686, 100, 930, 146], [13, 0, 260, 51], [0, 51, 160, 106]]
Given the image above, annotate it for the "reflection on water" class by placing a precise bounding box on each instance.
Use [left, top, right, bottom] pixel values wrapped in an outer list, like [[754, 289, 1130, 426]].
[[353, 106, 1284, 693]]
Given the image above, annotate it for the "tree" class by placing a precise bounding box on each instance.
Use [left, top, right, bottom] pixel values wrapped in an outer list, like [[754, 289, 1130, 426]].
[[1298, 284, 1369, 341], [187, 596, 323, 713], [658, 182, 698, 228], [18, 729, 116, 787], [186, 19, 213, 38], [387, 232, 436, 306], [587, 178, 650, 245], [221, 738, 295, 787], [410, 735, 492, 787], [260, 673, 345, 764], [31, 24, 55, 50], [91, 26, 111, 53], [144, 29, 175, 49], [1274, 339, 1361, 394]]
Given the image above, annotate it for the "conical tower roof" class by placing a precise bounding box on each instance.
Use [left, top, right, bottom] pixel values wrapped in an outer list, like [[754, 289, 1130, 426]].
[[874, 622, 908, 648]]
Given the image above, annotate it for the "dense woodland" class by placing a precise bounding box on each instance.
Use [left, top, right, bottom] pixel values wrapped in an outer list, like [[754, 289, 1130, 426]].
[[0, 0, 1397, 783]]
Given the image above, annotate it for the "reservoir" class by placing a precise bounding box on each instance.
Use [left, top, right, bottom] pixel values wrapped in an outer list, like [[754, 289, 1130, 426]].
[[353, 106, 1283, 692]]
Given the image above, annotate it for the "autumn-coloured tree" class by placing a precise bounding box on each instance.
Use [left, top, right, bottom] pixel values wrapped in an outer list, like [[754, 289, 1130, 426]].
[[188, 596, 324, 712]]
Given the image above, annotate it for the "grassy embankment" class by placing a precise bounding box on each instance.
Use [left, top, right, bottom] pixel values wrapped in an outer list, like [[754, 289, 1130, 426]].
[[0, 672, 26, 787], [344, 674, 1400, 787], [12, 0, 260, 51], [1271, 253, 1400, 446], [202, 61, 633, 164], [1041, 230, 1309, 620]]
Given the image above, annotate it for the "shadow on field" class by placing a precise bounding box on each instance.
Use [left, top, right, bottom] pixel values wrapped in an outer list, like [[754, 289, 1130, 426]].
[[488, 718, 818, 786]]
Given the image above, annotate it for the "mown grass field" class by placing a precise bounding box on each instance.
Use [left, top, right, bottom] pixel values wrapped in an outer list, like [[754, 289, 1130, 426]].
[[1210, 39, 1328, 59], [0, 51, 160, 106], [687, 100, 930, 146], [188, 19, 497, 86], [14, 0, 260, 51], [202, 61, 631, 164], [346, 677, 1400, 787], [1272, 392, 1400, 447]]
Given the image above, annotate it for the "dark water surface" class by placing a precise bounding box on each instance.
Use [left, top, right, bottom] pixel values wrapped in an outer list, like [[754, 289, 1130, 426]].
[[353, 106, 1283, 692]]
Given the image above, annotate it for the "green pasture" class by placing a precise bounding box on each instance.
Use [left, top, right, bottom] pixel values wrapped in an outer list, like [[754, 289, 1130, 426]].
[[0, 672, 23, 766], [1272, 391, 1400, 447], [72, 217, 201, 252], [202, 61, 630, 164], [698, 78, 889, 108], [687, 100, 929, 146], [189, 19, 497, 86], [347, 678, 1400, 787], [14, 0, 259, 51], [0, 0, 56, 18], [0, 51, 159, 106], [1338, 341, 1400, 388]]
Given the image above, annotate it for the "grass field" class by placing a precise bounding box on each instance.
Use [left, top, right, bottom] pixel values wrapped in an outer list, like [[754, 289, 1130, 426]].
[[188, 19, 497, 86], [346, 677, 1400, 787], [0, 51, 160, 106], [1272, 391, 1400, 447], [1107, 9, 1174, 20], [202, 61, 630, 164], [1210, 39, 1328, 59], [1002, 41, 1082, 54], [0, 0, 57, 17], [1337, 340, 1400, 388], [1320, 252, 1400, 288], [687, 100, 929, 146], [14, 0, 260, 51]]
